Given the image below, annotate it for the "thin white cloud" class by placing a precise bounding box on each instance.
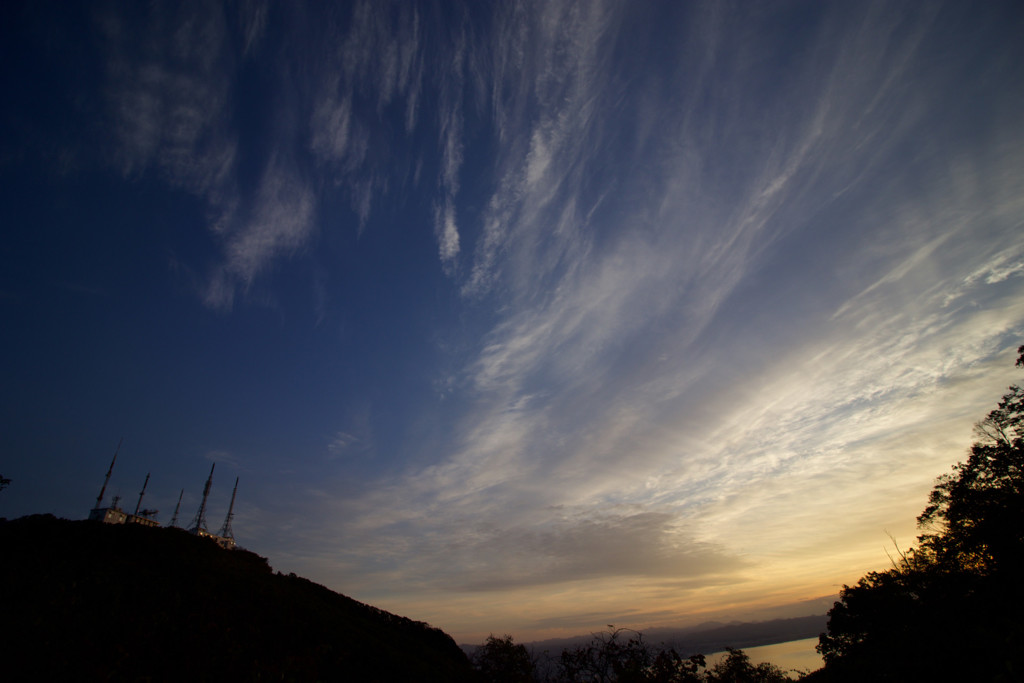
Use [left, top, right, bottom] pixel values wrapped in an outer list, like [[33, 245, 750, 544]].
[[462, 0, 615, 299], [100, 3, 325, 311], [102, 4, 236, 197], [327, 432, 360, 457], [832, 231, 955, 320], [204, 449, 242, 468], [307, 1, 427, 231], [438, 76, 465, 196], [237, 0, 269, 56], [323, 407, 377, 463], [434, 200, 461, 270], [310, 92, 354, 165], [204, 157, 315, 308]]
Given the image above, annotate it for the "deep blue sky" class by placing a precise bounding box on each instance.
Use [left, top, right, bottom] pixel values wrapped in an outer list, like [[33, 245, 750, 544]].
[[3, 0, 1024, 641]]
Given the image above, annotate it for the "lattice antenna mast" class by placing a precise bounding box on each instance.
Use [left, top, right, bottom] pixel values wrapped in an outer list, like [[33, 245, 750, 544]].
[[133, 472, 150, 516], [188, 463, 215, 534], [94, 437, 122, 509], [169, 489, 184, 528], [218, 477, 239, 539]]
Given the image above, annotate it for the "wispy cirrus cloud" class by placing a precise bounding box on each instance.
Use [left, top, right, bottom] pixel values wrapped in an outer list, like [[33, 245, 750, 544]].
[[307, 1, 427, 234], [99, 2, 322, 311], [278, 1, 1024, 641], [101, 2, 236, 197], [204, 449, 243, 468], [430, 21, 467, 270], [462, 0, 617, 299], [205, 157, 316, 308], [77, 0, 1024, 643], [237, 0, 269, 57]]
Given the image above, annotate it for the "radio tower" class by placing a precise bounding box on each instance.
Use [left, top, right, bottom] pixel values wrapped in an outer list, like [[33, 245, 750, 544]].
[[133, 473, 150, 516], [93, 438, 122, 510], [188, 463, 215, 535], [168, 489, 184, 528], [218, 477, 239, 544]]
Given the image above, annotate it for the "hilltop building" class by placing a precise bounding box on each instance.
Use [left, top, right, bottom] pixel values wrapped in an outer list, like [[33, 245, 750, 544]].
[[88, 498, 159, 528], [87, 440, 159, 528]]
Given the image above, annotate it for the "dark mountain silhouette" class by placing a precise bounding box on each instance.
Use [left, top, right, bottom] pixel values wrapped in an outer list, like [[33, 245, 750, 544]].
[[0, 514, 474, 682]]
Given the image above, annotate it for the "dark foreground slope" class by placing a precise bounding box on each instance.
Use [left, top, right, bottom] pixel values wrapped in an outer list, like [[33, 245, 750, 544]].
[[0, 515, 473, 682]]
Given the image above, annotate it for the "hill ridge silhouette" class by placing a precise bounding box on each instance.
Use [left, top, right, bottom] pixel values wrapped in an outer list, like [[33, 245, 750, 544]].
[[1, 514, 474, 681]]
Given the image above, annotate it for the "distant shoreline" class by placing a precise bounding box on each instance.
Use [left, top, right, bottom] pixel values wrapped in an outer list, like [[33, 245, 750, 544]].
[[707, 637, 822, 674]]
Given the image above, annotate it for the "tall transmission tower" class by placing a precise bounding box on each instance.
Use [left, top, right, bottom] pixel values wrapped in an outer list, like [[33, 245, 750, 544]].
[[218, 477, 239, 540], [133, 473, 150, 516], [188, 463, 215, 534], [168, 489, 184, 528], [93, 438, 122, 510]]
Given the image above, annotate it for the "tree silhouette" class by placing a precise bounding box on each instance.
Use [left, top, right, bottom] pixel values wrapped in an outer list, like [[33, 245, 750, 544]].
[[917, 345, 1024, 576], [557, 626, 656, 683], [473, 628, 799, 682], [473, 634, 539, 683], [817, 345, 1024, 681], [704, 647, 790, 683]]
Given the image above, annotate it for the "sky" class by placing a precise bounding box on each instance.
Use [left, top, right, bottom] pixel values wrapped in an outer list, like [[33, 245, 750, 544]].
[[2, 0, 1023, 644]]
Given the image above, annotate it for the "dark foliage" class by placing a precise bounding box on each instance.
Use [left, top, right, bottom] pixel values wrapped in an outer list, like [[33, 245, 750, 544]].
[[917, 347, 1024, 575], [816, 563, 1008, 682], [557, 627, 657, 683], [473, 634, 540, 683], [474, 627, 798, 683], [646, 648, 707, 683], [704, 647, 790, 683], [817, 346, 1024, 682], [0, 515, 474, 682]]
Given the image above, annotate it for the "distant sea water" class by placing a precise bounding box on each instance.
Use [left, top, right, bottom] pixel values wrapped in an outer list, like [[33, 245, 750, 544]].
[[707, 637, 822, 675]]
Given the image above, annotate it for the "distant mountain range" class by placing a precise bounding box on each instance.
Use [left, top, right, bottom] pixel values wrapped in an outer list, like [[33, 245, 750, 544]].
[[497, 614, 828, 659], [641, 615, 827, 654], [1, 514, 475, 681]]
